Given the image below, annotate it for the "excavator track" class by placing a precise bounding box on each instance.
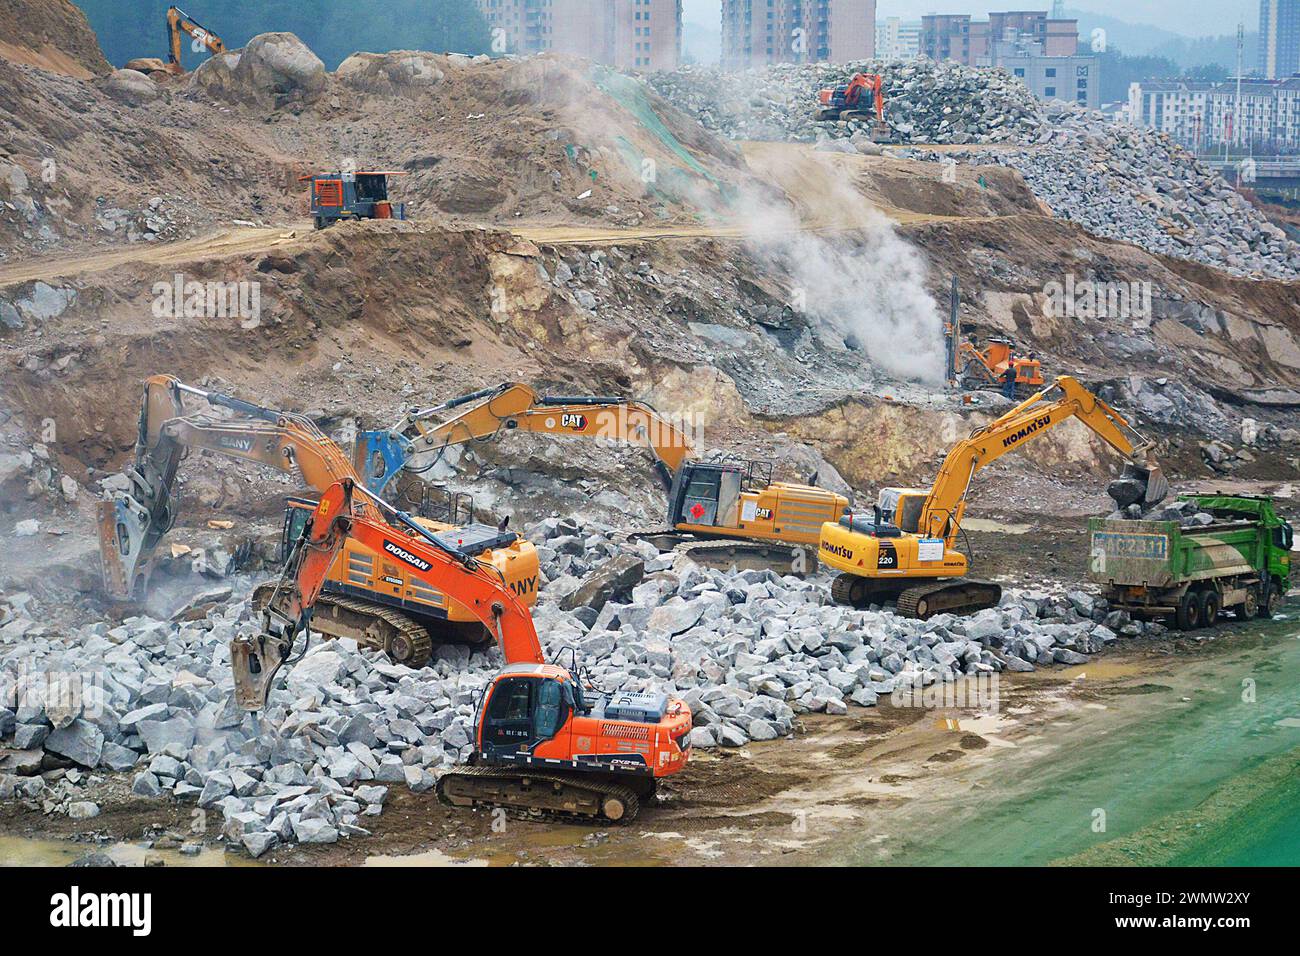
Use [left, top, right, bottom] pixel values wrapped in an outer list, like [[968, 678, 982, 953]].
[[631, 530, 811, 576], [436, 766, 642, 824], [895, 579, 1003, 620], [252, 585, 433, 667]]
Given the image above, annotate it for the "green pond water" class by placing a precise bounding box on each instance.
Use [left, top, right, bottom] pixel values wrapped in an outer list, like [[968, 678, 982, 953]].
[[843, 614, 1300, 866]]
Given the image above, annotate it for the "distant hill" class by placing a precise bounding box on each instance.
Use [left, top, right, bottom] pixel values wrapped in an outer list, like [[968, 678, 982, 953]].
[[1064, 6, 1254, 71], [70, 0, 491, 71], [0, 0, 110, 77]]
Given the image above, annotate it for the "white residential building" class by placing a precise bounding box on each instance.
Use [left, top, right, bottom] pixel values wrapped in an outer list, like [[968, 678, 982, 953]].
[[1128, 77, 1300, 151], [876, 17, 922, 61]]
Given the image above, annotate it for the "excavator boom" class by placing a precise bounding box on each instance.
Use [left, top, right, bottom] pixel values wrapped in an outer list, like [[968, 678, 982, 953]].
[[232, 478, 542, 711], [919, 375, 1165, 543], [98, 375, 359, 601], [355, 382, 695, 495]]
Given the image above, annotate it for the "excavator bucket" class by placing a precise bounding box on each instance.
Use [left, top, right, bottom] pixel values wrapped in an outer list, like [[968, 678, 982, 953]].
[[1107, 460, 1168, 511]]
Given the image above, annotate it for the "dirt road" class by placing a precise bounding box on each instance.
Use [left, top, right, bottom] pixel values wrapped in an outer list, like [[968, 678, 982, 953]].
[[0, 227, 299, 285]]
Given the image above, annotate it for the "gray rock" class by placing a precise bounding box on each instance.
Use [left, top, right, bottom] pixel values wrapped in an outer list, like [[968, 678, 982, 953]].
[[44, 720, 105, 768]]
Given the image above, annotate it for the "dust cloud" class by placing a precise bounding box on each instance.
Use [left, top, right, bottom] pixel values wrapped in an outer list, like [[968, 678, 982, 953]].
[[713, 151, 946, 387]]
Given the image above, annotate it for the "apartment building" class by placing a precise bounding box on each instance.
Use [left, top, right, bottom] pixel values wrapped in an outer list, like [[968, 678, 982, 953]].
[[476, 0, 682, 70], [721, 0, 876, 69], [1128, 77, 1300, 151], [920, 9, 1077, 66], [1259, 0, 1300, 80], [876, 17, 922, 61]]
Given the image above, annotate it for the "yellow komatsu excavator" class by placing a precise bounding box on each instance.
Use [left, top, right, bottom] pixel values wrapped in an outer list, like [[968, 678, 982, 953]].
[[98, 376, 538, 666], [126, 6, 226, 77], [818, 376, 1167, 618], [354, 382, 850, 571]]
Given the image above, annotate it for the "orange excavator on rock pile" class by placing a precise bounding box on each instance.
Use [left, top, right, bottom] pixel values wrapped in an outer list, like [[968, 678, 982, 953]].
[[98, 376, 538, 666], [232, 477, 692, 823], [813, 72, 895, 143]]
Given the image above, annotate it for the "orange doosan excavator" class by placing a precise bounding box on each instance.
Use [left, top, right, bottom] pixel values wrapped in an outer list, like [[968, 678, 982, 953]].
[[98, 376, 538, 667], [233, 478, 693, 823]]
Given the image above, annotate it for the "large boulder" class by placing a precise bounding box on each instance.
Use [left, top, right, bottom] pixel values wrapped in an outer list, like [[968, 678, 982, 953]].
[[195, 33, 325, 107], [335, 51, 445, 97], [101, 69, 161, 106], [189, 51, 242, 100]]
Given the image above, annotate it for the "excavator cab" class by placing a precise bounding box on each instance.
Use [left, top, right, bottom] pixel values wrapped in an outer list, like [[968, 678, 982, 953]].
[[278, 498, 316, 565], [876, 488, 928, 534], [668, 461, 747, 529]]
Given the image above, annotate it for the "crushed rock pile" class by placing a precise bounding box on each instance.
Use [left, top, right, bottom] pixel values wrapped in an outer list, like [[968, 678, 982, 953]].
[[1104, 497, 1217, 527], [2, 515, 1169, 855], [908, 104, 1299, 279], [647, 59, 1043, 147]]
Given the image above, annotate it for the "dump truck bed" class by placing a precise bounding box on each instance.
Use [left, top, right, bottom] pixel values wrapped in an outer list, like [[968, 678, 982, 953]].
[[1087, 517, 1266, 589]]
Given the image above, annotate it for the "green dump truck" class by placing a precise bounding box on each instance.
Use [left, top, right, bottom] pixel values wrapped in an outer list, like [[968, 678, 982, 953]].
[[1087, 494, 1293, 630]]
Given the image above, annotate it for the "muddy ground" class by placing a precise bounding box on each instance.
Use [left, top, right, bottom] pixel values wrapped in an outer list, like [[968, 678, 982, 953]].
[[0, 615, 1267, 868], [2, 475, 1292, 867]]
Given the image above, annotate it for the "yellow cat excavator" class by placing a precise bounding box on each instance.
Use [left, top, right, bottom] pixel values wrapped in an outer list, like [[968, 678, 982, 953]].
[[98, 376, 538, 666], [354, 382, 850, 570], [126, 6, 226, 77], [819, 376, 1167, 618]]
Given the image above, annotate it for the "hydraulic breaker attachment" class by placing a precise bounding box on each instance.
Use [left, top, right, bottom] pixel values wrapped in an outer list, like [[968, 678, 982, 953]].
[[96, 485, 157, 601], [230, 629, 295, 712]]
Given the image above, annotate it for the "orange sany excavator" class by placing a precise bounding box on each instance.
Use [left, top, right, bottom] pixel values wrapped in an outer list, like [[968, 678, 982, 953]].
[[813, 72, 895, 143], [233, 477, 692, 823], [98, 376, 538, 666], [126, 6, 226, 77]]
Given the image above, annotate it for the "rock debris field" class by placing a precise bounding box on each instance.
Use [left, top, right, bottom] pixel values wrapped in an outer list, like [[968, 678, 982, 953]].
[[648, 60, 1299, 279], [2, 515, 1168, 856]]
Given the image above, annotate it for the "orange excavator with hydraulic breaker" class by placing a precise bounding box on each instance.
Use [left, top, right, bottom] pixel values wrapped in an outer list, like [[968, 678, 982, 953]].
[[233, 477, 692, 823], [813, 72, 895, 142], [98, 376, 538, 666], [126, 6, 226, 77], [818, 376, 1167, 618], [355, 381, 850, 571]]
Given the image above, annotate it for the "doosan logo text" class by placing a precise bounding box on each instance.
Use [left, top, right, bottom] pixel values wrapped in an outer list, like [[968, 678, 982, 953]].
[[383, 539, 432, 572], [50, 886, 152, 936]]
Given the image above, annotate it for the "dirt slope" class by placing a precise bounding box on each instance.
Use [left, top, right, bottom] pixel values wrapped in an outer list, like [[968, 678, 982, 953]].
[[0, 0, 110, 78]]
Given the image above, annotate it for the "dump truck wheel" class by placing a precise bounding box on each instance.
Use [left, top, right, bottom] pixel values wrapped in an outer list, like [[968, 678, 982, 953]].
[[1199, 589, 1221, 627], [1175, 591, 1201, 631], [1260, 579, 1280, 618], [1240, 589, 1259, 619]]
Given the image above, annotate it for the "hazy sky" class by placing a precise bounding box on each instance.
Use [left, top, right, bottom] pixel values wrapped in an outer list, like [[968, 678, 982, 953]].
[[681, 1, 1258, 39]]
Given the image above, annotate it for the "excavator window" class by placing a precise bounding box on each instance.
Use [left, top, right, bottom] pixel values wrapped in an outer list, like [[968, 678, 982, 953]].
[[279, 500, 314, 565], [490, 679, 532, 722], [532, 679, 565, 739]]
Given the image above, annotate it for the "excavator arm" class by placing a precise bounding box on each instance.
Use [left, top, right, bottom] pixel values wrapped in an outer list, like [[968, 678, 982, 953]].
[[919, 375, 1166, 543], [167, 6, 225, 71], [231, 478, 543, 711], [98, 375, 363, 601], [355, 382, 695, 496]]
